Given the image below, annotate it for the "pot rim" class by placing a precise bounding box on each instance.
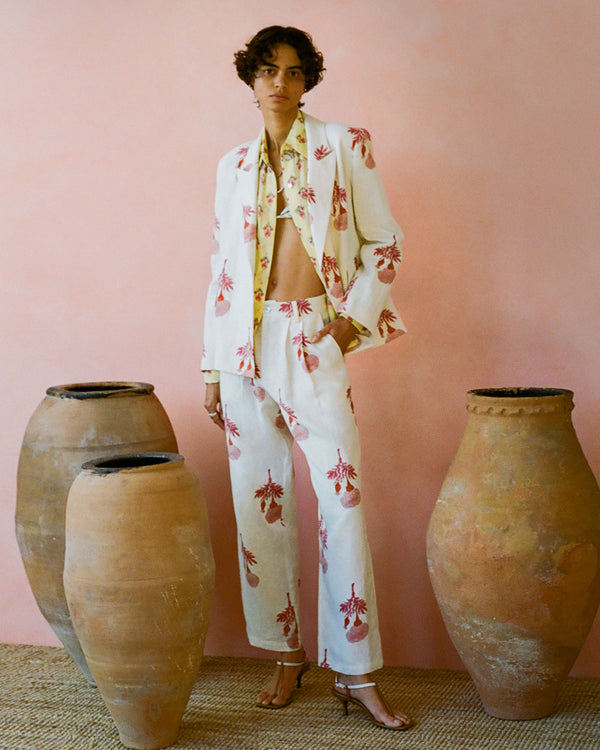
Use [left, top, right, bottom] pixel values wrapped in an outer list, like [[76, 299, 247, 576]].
[[468, 387, 573, 399], [81, 452, 183, 473], [466, 387, 574, 416], [46, 382, 154, 399]]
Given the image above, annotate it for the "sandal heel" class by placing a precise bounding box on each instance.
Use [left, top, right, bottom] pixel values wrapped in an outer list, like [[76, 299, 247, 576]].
[[331, 687, 350, 715], [295, 660, 310, 688]]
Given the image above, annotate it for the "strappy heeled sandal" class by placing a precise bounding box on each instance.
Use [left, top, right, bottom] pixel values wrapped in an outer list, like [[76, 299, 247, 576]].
[[257, 657, 311, 709], [331, 676, 413, 730]]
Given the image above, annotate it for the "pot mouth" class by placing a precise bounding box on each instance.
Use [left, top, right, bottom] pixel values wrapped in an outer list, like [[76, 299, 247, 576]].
[[46, 382, 154, 399], [468, 387, 572, 399], [466, 387, 574, 416], [81, 452, 182, 473]]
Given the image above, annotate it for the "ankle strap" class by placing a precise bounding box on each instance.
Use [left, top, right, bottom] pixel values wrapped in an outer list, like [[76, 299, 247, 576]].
[[335, 677, 377, 690]]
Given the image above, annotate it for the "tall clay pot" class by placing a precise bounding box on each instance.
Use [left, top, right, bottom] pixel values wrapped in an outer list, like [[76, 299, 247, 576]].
[[64, 453, 215, 750], [427, 388, 600, 720], [15, 382, 178, 684]]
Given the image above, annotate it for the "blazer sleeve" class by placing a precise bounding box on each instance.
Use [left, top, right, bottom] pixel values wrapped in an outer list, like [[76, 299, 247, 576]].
[[201, 154, 231, 371], [337, 130, 404, 337]]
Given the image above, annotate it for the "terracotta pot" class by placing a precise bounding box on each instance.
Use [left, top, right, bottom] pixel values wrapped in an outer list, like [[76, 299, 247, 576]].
[[15, 382, 178, 684], [64, 453, 215, 750], [427, 387, 600, 720]]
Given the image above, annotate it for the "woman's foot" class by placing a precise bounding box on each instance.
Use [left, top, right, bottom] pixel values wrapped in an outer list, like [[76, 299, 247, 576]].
[[257, 648, 310, 708], [332, 672, 413, 730]]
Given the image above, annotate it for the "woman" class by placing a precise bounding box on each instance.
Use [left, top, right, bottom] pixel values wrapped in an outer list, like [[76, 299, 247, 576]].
[[202, 26, 411, 730]]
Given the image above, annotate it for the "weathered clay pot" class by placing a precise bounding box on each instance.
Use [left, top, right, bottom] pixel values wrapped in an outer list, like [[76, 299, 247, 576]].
[[15, 382, 178, 684], [64, 453, 215, 750], [427, 388, 600, 720]]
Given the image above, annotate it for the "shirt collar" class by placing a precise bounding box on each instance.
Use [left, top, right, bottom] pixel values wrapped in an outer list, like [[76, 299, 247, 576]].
[[259, 110, 308, 167]]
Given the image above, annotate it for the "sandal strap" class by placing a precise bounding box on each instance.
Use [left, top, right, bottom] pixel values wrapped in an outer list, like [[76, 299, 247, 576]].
[[335, 678, 377, 690]]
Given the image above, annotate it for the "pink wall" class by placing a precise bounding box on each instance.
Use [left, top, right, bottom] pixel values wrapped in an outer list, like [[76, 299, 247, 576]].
[[3, 1, 600, 676]]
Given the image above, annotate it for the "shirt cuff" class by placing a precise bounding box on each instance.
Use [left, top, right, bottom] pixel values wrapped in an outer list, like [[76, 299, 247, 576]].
[[203, 370, 221, 384]]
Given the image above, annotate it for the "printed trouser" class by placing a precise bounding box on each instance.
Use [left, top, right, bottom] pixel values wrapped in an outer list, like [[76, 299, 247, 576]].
[[219, 294, 383, 674]]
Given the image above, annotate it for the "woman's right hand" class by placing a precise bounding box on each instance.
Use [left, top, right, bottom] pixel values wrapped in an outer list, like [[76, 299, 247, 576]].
[[204, 382, 225, 430]]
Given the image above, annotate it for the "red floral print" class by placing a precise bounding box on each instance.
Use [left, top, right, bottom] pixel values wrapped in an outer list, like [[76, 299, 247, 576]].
[[292, 332, 320, 373], [242, 204, 256, 242], [236, 335, 254, 375], [278, 299, 312, 318], [223, 406, 240, 460], [254, 469, 285, 525], [346, 386, 355, 414], [278, 302, 294, 318], [318, 515, 328, 573], [374, 236, 401, 284], [377, 308, 399, 339], [314, 145, 332, 160], [327, 449, 360, 507], [340, 583, 369, 643], [277, 592, 300, 649], [320, 649, 331, 669], [321, 253, 343, 298], [348, 127, 376, 169], [236, 146, 249, 169], [332, 181, 348, 231], [299, 186, 316, 204], [278, 391, 309, 441], [215, 260, 233, 316], [240, 535, 259, 587]]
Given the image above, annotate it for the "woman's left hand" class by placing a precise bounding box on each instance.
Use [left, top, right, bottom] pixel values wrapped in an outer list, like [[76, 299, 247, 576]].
[[310, 317, 357, 355], [204, 382, 225, 431]]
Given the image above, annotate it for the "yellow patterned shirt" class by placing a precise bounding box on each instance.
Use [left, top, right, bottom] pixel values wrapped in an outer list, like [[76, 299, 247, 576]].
[[254, 111, 317, 328]]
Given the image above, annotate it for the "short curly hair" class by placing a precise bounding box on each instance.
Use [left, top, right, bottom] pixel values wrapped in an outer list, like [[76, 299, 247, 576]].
[[234, 26, 325, 93]]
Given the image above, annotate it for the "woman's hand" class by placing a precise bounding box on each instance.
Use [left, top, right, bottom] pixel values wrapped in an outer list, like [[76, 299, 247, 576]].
[[310, 317, 357, 355], [204, 382, 225, 430]]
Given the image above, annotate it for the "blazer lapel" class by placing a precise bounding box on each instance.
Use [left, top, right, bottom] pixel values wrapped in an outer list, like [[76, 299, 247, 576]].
[[235, 133, 261, 266], [233, 117, 335, 267], [305, 114, 336, 262]]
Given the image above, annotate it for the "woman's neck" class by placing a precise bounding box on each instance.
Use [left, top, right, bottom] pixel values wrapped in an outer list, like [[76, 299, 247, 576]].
[[262, 108, 299, 153]]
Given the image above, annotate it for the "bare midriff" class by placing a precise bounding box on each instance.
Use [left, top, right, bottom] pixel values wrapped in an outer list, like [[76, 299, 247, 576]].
[[265, 190, 325, 301]]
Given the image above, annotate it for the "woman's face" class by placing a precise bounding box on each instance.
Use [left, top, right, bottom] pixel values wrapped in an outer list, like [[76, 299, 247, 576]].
[[252, 43, 306, 116]]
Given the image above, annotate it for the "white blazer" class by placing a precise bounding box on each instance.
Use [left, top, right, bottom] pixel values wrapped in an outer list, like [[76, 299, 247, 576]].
[[202, 113, 406, 378]]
